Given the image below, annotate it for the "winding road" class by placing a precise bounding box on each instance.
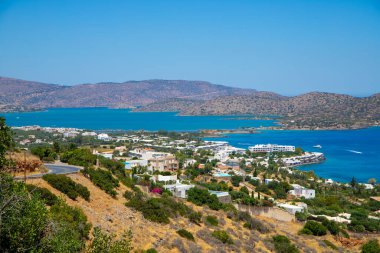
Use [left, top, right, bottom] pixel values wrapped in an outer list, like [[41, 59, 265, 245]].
[[15, 163, 82, 179]]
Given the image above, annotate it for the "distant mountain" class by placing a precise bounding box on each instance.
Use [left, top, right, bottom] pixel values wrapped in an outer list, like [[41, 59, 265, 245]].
[[136, 92, 380, 129], [0, 77, 257, 111], [1, 76, 379, 129]]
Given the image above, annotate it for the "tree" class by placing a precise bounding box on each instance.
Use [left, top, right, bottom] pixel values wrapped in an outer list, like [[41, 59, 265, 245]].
[[362, 239, 380, 253], [0, 117, 13, 170], [368, 178, 377, 185], [351, 177, 357, 188]]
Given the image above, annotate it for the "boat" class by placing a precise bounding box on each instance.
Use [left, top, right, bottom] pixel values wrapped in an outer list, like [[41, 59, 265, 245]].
[[313, 145, 322, 148], [347, 150, 362, 154]]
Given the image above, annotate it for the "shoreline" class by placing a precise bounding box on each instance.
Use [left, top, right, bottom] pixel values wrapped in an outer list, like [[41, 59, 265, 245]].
[[1, 107, 379, 131]]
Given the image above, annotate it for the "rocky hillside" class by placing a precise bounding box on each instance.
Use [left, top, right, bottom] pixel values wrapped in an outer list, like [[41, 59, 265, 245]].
[[0, 77, 257, 111], [28, 173, 367, 252], [138, 92, 380, 129]]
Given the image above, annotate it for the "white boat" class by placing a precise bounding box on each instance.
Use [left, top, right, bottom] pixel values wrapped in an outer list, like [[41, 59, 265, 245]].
[[347, 150, 362, 154], [313, 145, 322, 148]]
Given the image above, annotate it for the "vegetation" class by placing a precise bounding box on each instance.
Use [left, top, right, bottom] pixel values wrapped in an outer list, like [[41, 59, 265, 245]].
[[31, 145, 57, 162], [205, 215, 219, 226], [323, 240, 338, 251], [361, 239, 380, 253], [26, 184, 58, 206], [126, 191, 196, 224], [211, 230, 233, 244], [43, 174, 90, 201], [82, 167, 119, 197], [176, 229, 195, 241], [0, 173, 91, 252], [272, 235, 299, 253], [0, 117, 13, 170], [87, 227, 133, 253], [60, 148, 96, 167], [300, 221, 327, 236], [187, 187, 223, 210]]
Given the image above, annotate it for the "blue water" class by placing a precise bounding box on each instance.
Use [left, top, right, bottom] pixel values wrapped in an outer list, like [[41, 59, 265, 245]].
[[1, 108, 378, 183], [0, 108, 275, 131], [205, 128, 380, 183]]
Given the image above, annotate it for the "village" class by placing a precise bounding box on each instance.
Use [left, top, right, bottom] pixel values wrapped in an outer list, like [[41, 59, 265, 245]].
[[11, 125, 378, 225]]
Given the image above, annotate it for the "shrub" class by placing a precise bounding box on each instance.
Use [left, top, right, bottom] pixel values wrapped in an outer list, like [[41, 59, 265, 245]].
[[43, 174, 90, 201], [295, 211, 308, 222], [87, 227, 132, 253], [126, 193, 193, 224], [323, 240, 338, 250], [26, 184, 58, 206], [206, 215, 219, 226], [188, 211, 202, 225], [322, 220, 340, 235], [187, 187, 223, 210], [211, 230, 233, 244], [145, 249, 158, 253], [237, 211, 269, 233], [177, 229, 195, 241], [300, 221, 327, 236], [272, 235, 299, 253], [43, 201, 92, 252], [82, 167, 119, 197], [361, 239, 380, 253], [60, 148, 96, 167]]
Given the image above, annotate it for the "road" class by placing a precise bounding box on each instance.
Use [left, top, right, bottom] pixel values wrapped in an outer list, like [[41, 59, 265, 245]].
[[15, 163, 82, 179]]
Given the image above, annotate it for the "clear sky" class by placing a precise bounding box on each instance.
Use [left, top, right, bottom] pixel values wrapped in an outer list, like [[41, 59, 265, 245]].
[[1, 0, 379, 96]]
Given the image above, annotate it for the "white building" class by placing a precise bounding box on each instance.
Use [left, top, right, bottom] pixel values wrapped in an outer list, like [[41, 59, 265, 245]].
[[153, 174, 177, 184], [249, 144, 295, 153], [163, 181, 194, 198], [277, 203, 305, 215], [82, 131, 97, 136], [97, 133, 112, 141], [289, 184, 315, 199]]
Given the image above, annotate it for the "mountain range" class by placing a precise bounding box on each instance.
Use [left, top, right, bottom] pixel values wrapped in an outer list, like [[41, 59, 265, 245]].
[[1, 76, 379, 129]]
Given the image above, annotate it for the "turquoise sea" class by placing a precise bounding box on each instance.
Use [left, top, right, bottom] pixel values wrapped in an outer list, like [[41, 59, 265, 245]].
[[0, 108, 275, 131], [205, 129, 380, 183], [1, 108, 379, 183]]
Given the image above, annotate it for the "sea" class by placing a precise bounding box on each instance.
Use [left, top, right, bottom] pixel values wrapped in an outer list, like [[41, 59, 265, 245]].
[[1, 108, 379, 183]]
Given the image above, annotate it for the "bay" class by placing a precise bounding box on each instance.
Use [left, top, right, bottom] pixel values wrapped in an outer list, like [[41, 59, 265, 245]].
[[1, 108, 379, 183]]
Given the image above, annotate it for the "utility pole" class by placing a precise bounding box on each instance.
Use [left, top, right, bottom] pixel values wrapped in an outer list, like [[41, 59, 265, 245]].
[[23, 150, 27, 182]]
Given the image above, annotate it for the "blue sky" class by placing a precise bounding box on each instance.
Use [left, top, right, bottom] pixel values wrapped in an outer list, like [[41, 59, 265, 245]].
[[0, 0, 379, 96]]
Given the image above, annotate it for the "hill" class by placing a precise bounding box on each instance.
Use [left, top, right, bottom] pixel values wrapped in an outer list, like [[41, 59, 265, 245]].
[[0, 76, 257, 111], [1, 76, 379, 129], [138, 92, 380, 129]]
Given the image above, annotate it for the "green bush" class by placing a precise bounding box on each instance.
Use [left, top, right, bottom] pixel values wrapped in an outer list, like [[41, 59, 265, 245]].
[[322, 220, 340, 235], [145, 249, 158, 253], [43, 201, 92, 252], [188, 211, 202, 225], [211, 230, 233, 244], [205, 215, 219, 226], [87, 227, 132, 253], [187, 187, 223, 210], [26, 184, 58, 206], [43, 174, 90, 201], [0, 174, 91, 253], [323, 240, 338, 250], [60, 148, 96, 167], [82, 167, 119, 197], [126, 192, 193, 224], [238, 211, 269, 233], [300, 221, 327, 236], [361, 239, 380, 253], [177, 229, 195, 241], [272, 235, 299, 253]]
